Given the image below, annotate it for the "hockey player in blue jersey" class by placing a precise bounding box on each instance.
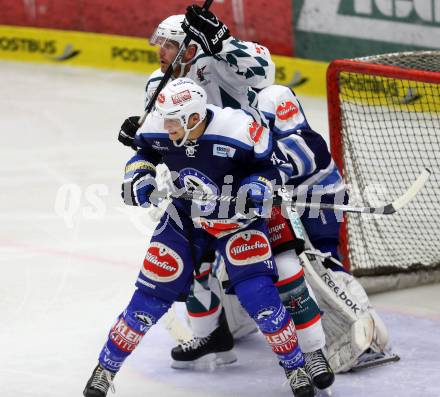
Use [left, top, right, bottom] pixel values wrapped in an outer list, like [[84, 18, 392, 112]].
[[116, 7, 336, 391], [83, 78, 316, 397]]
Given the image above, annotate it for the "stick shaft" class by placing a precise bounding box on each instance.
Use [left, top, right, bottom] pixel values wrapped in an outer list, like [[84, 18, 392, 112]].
[[164, 168, 431, 215], [139, 0, 215, 125]]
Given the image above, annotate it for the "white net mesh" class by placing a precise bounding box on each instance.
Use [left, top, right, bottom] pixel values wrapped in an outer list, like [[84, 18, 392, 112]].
[[328, 52, 440, 287]]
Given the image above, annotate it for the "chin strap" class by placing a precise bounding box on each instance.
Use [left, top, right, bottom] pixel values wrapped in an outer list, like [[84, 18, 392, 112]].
[[173, 114, 206, 147]]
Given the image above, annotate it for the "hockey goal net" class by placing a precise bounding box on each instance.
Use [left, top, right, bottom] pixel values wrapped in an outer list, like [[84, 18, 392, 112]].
[[327, 51, 440, 293]]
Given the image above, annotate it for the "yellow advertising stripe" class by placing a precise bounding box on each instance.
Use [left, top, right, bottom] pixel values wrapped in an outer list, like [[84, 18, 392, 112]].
[[0, 25, 159, 74], [0, 25, 329, 97], [340, 71, 440, 113], [272, 54, 328, 97]]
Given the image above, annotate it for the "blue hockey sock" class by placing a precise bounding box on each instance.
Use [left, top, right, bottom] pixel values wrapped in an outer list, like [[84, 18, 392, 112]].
[[99, 288, 171, 372], [235, 276, 305, 370]]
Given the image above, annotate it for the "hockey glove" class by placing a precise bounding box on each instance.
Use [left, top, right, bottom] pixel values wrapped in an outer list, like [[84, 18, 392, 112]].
[[122, 173, 158, 208], [122, 157, 158, 207], [182, 5, 231, 55], [118, 116, 140, 149], [240, 176, 273, 217]]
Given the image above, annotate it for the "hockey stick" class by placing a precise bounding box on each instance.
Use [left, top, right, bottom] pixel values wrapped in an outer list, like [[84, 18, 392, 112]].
[[162, 168, 431, 215], [138, 0, 215, 125]]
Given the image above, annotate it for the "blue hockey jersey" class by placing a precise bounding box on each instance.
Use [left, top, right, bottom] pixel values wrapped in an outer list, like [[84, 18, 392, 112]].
[[130, 104, 286, 235], [258, 85, 345, 198]]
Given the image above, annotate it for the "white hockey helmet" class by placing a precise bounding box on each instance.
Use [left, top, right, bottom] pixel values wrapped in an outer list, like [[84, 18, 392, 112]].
[[155, 78, 207, 147], [150, 14, 195, 48]]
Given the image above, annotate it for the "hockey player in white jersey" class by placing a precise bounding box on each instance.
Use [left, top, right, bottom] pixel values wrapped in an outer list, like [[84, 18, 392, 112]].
[[256, 85, 392, 373], [118, 6, 274, 149], [84, 78, 316, 397]]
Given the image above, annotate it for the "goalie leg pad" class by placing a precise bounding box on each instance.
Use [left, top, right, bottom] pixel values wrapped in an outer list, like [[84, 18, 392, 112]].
[[333, 271, 389, 351], [370, 309, 389, 351], [99, 288, 171, 372], [235, 275, 304, 370], [304, 263, 390, 372]]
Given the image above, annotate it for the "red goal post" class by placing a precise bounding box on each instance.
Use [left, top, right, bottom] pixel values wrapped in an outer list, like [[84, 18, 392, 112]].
[[326, 52, 440, 292]]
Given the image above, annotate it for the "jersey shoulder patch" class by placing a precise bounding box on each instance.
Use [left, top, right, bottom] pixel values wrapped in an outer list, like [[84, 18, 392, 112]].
[[248, 120, 266, 144], [258, 85, 307, 135]]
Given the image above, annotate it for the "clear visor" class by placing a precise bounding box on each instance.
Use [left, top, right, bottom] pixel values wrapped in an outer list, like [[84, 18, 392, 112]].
[[163, 118, 183, 129], [150, 28, 183, 48]]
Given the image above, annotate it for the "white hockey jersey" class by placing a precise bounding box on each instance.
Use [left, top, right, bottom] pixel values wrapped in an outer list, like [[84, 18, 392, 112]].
[[257, 85, 345, 197], [144, 37, 275, 122]]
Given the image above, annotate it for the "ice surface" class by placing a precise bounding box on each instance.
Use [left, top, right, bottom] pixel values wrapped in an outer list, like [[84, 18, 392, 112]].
[[0, 61, 439, 397]]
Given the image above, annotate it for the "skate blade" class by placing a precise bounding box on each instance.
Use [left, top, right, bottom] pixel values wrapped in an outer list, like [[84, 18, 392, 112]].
[[171, 353, 217, 370], [171, 350, 237, 370], [351, 353, 400, 372], [215, 350, 238, 366], [316, 386, 332, 396]]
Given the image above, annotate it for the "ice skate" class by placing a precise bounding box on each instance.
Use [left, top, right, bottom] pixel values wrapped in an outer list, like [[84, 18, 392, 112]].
[[171, 310, 236, 369], [304, 349, 335, 390], [83, 364, 115, 397], [284, 366, 315, 397]]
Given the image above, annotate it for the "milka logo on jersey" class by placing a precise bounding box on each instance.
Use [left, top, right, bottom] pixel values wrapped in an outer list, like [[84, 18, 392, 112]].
[[171, 90, 192, 105], [142, 242, 184, 282], [213, 144, 236, 158], [276, 101, 299, 121], [226, 230, 271, 266]]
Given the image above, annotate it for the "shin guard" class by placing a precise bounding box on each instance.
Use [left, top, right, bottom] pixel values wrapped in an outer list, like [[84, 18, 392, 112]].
[[235, 276, 304, 370], [99, 289, 171, 372]]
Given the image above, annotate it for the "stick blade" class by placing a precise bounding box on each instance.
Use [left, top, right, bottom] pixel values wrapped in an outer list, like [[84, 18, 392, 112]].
[[391, 168, 431, 211]]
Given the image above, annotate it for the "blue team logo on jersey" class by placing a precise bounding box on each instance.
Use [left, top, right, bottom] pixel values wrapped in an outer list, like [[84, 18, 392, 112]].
[[179, 168, 219, 213]]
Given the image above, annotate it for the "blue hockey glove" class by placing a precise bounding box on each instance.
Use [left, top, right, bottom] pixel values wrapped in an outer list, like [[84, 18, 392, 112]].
[[240, 176, 273, 217], [122, 157, 158, 207], [182, 5, 231, 55], [122, 173, 158, 208]]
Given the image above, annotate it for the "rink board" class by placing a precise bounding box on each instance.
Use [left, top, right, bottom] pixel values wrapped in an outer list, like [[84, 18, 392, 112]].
[[0, 25, 328, 97]]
